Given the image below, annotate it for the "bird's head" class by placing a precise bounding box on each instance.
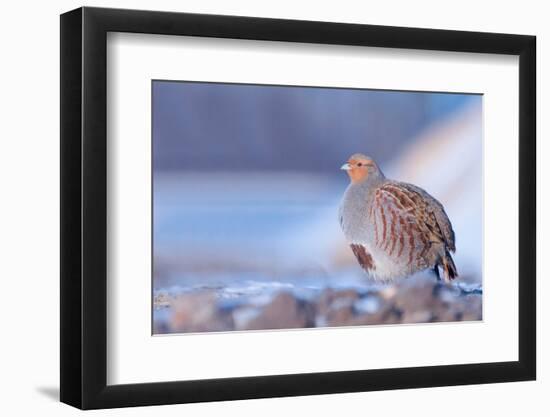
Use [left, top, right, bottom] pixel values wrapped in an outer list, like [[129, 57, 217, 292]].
[[340, 154, 384, 183]]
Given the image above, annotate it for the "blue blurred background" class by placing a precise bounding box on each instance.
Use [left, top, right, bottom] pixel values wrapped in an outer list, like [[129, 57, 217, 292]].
[[152, 80, 482, 332]]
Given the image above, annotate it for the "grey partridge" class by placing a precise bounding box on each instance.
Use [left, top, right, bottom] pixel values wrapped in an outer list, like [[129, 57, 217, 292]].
[[339, 153, 457, 282]]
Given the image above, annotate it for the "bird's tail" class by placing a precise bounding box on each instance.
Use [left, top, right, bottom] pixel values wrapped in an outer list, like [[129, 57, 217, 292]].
[[442, 250, 458, 281]]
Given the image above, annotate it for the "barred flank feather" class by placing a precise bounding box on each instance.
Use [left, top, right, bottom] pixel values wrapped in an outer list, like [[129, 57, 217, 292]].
[[442, 250, 458, 281]]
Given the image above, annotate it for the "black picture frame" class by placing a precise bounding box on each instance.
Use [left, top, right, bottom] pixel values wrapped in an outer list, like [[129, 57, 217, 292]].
[[60, 6, 536, 410]]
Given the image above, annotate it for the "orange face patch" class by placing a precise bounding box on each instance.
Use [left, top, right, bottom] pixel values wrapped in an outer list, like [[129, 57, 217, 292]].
[[346, 159, 371, 183]]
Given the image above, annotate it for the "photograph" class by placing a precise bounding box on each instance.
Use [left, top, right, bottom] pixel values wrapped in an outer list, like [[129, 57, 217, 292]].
[[152, 80, 483, 335]]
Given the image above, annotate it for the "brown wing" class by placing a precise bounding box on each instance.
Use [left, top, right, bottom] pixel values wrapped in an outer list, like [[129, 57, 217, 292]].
[[369, 182, 455, 267], [396, 182, 455, 252]]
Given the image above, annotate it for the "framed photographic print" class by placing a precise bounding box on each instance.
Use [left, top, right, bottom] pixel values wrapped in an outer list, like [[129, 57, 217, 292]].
[[60, 6, 536, 409]]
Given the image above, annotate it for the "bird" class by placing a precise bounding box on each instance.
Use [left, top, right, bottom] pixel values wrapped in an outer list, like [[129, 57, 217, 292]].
[[339, 153, 457, 282]]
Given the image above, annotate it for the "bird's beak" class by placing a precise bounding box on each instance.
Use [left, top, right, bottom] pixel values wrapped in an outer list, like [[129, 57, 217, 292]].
[[340, 163, 351, 171]]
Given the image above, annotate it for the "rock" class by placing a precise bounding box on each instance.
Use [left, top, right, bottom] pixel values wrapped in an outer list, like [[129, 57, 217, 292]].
[[232, 307, 262, 330], [315, 289, 361, 327], [352, 304, 402, 326], [325, 305, 355, 326], [169, 292, 234, 333], [242, 292, 314, 330], [394, 278, 438, 313], [460, 295, 483, 321], [354, 295, 382, 315], [316, 289, 359, 316], [402, 310, 433, 323], [379, 285, 397, 301], [153, 292, 171, 309]]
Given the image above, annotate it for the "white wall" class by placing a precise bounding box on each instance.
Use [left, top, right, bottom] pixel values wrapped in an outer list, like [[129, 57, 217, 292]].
[[0, 0, 545, 415]]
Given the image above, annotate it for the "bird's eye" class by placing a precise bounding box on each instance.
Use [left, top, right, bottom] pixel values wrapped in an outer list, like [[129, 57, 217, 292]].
[[357, 163, 362, 167]]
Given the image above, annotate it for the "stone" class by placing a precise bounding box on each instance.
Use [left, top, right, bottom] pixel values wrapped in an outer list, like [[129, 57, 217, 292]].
[[169, 291, 234, 333], [242, 292, 314, 330]]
